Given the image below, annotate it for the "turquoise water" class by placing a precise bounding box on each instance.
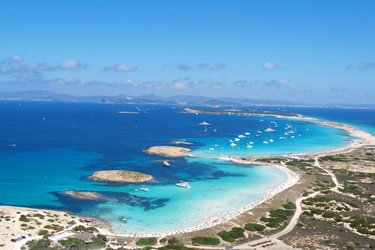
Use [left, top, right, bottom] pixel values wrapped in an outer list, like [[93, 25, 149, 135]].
[[0, 102, 357, 234]]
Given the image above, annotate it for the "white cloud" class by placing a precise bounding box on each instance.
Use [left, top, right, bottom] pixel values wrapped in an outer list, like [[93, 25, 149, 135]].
[[262, 62, 280, 70], [197, 62, 226, 70], [264, 78, 290, 87], [58, 59, 86, 70], [9, 55, 23, 63], [173, 82, 185, 89], [103, 64, 138, 72]]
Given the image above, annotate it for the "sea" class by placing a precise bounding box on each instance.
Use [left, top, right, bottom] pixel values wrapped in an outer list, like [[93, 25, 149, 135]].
[[0, 101, 374, 234]]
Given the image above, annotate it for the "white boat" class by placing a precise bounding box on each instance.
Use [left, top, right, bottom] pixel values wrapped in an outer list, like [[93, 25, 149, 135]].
[[255, 134, 260, 137], [238, 134, 246, 138], [234, 138, 240, 142], [176, 181, 190, 189], [246, 143, 253, 148], [257, 130, 263, 134], [279, 137, 286, 140], [199, 121, 210, 126], [230, 143, 237, 147], [139, 186, 149, 192], [229, 139, 234, 143], [264, 128, 275, 132], [269, 139, 274, 143], [244, 132, 251, 136], [162, 161, 170, 167], [209, 147, 215, 151], [249, 141, 254, 145], [290, 135, 295, 138], [263, 141, 269, 144]]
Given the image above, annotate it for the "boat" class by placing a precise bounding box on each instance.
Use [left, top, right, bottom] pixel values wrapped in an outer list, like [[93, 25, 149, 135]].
[[255, 134, 260, 137], [230, 143, 237, 147], [257, 130, 263, 134], [229, 139, 234, 143], [199, 121, 210, 126], [176, 181, 190, 189], [290, 135, 295, 138], [279, 137, 286, 140], [238, 134, 246, 138], [269, 139, 274, 143], [209, 147, 215, 151], [244, 132, 251, 136], [139, 186, 149, 192], [263, 141, 269, 144], [162, 161, 171, 167], [264, 128, 275, 132], [246, 143, 253, 148], [234, 138, 240, 142], [249, 141, 254, 145]]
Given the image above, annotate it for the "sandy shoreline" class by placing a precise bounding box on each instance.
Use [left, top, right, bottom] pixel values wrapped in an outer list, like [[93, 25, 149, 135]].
[[2, 112, 375, 244]]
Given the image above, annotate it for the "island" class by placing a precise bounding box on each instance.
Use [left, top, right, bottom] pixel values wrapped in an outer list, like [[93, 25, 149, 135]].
[[89, 170, 153, 183], [64, 191, 102, 200], [144, 146, 192, 157]]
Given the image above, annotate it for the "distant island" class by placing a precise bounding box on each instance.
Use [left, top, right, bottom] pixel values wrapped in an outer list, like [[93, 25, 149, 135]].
[[89, 170, 153, 183], [1, 90, 374, 108], [183, 107, 303, 118]]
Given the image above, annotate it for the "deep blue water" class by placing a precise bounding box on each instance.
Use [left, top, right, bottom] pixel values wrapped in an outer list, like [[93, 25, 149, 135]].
[[0, 101, 372, 233]]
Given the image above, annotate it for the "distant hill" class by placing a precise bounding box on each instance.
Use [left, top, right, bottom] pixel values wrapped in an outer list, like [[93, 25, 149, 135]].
[[0, 90, 374, 108]]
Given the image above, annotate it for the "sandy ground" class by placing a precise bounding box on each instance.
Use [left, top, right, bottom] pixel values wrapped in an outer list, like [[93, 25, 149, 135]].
[[0, 206, 109, 250], [144, 146, 192, 157]]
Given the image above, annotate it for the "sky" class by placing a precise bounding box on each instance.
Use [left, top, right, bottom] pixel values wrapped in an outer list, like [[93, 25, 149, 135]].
[[0, 0, 374, 104]]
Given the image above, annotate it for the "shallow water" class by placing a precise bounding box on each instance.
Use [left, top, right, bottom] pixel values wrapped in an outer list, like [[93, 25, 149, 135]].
[[0, 101, 362, 234]]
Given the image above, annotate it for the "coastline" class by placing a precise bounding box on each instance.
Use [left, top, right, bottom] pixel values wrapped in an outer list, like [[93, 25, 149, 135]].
[[2, 111, 375, 245]]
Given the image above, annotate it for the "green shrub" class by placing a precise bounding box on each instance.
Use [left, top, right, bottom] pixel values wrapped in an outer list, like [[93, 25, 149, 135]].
[[244, 223, 266, 232], [168, 237, 181, 245], [282, 202, 296, 210], [191, 236, 220, 246], [136, 237, 157, 246], [218, 231, 235, 243], [19, 215, 29, 222], [322, 211, 337, 219], [73, 225, 98, 233], [38, 229, 49, 236]]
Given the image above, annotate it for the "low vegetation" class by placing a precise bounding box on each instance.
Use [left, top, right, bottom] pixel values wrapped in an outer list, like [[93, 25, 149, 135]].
[[218, 227, 244, 242], [191, 236, 220, 246], [136, 237, 157, 246]]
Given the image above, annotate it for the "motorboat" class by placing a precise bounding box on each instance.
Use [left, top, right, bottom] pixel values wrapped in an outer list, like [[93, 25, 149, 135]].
[[162, 161, 170, 167], [176, 181, 190, 189]]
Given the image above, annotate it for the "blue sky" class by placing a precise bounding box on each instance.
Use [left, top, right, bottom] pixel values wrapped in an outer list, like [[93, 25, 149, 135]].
[[0, 0, 374, 104]]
